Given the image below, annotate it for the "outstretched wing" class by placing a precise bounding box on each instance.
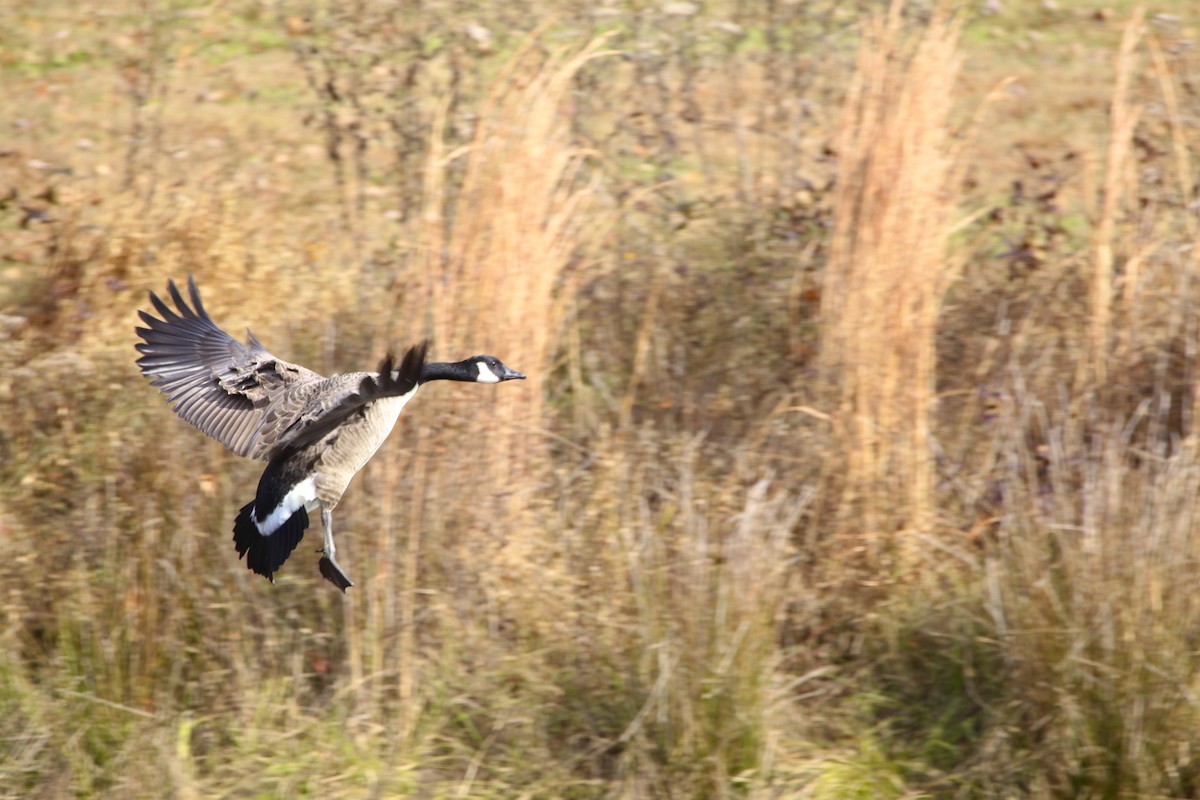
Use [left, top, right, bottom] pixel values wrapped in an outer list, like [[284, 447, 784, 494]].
[[135, 276, 325, 460], [263, 341, 429, 456]]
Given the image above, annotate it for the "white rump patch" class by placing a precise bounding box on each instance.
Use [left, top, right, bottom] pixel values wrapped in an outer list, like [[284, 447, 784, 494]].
[[255, 476, 318, 537], [475, 361, 501, 384]]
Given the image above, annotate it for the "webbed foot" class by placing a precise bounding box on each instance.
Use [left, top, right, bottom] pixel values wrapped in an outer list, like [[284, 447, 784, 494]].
[[318, 554, 354, 593]]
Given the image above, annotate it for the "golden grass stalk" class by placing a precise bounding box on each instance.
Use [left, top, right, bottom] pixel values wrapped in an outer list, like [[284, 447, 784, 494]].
[[818, 0, 962, 551], [412, 34, 612, 479], [1089, 7, 1145, 386], [1146, 34, 1195, 240], [348, 33, 614, 740], [421, 27, 612, 642]]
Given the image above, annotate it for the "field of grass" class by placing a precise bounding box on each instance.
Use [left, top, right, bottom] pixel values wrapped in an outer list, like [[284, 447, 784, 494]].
[[3, 0, 1200, 796]]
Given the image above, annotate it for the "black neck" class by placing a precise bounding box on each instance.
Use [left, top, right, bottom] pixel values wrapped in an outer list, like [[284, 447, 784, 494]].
[[420, 360, 475, 383]]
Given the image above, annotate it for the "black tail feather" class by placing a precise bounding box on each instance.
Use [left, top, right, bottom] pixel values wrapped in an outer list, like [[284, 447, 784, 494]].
[[233, 501, 308, 582]]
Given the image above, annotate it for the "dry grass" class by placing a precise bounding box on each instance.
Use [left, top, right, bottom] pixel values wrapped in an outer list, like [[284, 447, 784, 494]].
[[3, 0, 1200, 798], [818, 1, 963, 556], [1089, 7, 1145, 387]]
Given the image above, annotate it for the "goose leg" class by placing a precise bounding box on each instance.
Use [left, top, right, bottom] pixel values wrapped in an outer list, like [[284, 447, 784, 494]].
[[316, 507, 354, 592]]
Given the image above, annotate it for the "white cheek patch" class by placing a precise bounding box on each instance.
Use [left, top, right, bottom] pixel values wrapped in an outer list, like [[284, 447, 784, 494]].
[[475, 362, 501, 384], [255, 477, 318, 537]]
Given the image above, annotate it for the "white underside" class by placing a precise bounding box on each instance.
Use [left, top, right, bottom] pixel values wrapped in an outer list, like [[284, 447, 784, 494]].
[[255, 476, 318, 537]]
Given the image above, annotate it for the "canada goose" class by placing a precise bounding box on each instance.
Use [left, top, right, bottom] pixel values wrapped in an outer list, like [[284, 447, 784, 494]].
[[135, 276, 525, 591]]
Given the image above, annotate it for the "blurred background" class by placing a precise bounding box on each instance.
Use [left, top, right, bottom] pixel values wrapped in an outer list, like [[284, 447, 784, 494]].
[[2, 0, 1200, 796]]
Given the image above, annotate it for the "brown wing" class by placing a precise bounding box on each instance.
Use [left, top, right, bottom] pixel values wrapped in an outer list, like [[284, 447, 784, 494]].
[[262, 342, 429, 456], [135, 276, 324, 460]]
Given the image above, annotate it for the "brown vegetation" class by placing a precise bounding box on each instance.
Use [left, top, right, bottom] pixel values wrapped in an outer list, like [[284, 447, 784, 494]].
[[2, 1, 1200, 797]]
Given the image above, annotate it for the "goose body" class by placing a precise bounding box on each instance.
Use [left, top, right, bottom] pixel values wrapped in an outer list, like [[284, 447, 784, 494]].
[[135, 277, 525, 590]]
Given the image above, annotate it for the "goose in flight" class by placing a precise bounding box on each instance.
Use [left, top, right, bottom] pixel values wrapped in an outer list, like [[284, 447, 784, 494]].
[[135, 277, 525, 591]]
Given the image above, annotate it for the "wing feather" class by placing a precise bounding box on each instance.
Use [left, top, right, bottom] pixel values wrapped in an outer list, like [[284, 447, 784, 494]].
[[270, 342, 429, 455], [135, 276, 325, 460]]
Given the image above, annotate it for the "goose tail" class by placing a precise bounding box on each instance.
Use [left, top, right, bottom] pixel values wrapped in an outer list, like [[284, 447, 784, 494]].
[[233, 500, 309, 583]]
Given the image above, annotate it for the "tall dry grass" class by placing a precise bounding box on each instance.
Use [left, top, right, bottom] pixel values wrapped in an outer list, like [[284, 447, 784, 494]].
[[982, 394, 1200, 795], [818, 2, 962, 555], [412, 33, 613, 474], [3, 1, 1200, 798], [1089, 8, 1144, 387], [329, 33, 616, 748]]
